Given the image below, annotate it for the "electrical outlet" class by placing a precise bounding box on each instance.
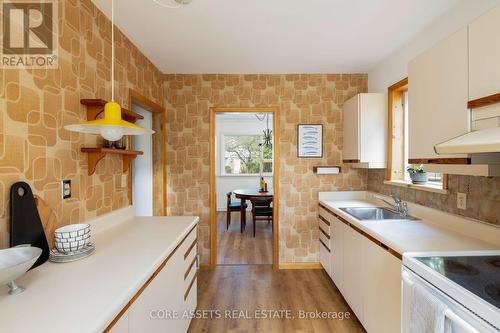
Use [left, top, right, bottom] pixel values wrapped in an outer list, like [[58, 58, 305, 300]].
[[457, 192, 467, 210], [61, 179, 71, 199]]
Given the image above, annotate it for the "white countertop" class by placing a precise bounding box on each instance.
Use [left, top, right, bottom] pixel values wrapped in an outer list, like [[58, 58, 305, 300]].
[[319, 193, 500, 255], [0, 211, 199, 333]]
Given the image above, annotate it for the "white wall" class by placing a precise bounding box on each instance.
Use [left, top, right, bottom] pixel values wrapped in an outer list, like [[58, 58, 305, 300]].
[[368, 0, 500, 93], [216, 114, 273, 211], [132, 104, 153, 216]]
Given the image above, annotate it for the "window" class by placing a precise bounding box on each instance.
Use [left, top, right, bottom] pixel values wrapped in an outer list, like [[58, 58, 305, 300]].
[[387, 79, 447, 191], [222, 135, 273, 175]]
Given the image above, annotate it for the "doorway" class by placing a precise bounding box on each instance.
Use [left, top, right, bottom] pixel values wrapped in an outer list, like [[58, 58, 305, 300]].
[[127, 90, 166, 216], [209, 107, 280, 269], [132, 104, 153, 216]]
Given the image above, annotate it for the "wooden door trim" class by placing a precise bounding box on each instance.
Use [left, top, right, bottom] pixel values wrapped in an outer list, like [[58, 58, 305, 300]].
[[127, 89, 167, 215], [209, 107, 280, 269]]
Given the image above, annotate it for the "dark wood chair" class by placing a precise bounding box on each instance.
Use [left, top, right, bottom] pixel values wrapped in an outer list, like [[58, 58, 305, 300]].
[[226, 192, 247, 230], [250, 197, 273, 237]]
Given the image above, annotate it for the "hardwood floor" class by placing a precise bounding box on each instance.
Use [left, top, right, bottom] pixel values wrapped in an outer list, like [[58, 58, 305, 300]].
[[217, 211, 272, 265], [188, 265, 365, 333]]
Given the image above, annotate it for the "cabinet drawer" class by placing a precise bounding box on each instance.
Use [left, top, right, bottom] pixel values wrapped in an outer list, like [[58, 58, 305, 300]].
[[319, 239, 331, 275], [179, 226, 197, 256], [319, 206, 335, 224], [318, 215, 331, 235], [319, 227, 330, 249]]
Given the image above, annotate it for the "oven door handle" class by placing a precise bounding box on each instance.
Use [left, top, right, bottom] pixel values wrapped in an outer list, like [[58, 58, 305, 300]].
[[444, 309, 480, 333], [402, 270, 480, 333]]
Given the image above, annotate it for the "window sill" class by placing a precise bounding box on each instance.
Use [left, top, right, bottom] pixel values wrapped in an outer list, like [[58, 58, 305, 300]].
[[383, 180, 448, 194]]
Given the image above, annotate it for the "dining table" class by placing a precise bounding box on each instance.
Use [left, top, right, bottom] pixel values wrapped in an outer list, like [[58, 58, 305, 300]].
[[232, 188, 274, 233]]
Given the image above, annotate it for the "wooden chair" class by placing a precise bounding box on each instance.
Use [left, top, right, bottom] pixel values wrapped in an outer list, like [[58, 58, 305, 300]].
[[226, 192, 247, 230], [250, 197, 273, 237]]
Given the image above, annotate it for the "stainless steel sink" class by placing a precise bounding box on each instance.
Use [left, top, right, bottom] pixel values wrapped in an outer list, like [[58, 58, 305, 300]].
[[339, 207, 419, 221]]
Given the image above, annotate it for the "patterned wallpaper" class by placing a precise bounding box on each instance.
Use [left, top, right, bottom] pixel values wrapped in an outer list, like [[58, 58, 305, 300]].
[[0, 0, 164, 248], [368, 169, 500, 227], [164, 74, 369, 264]]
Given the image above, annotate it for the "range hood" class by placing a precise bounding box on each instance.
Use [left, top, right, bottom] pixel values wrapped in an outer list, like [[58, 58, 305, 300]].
[[434, 127, 500, 154]]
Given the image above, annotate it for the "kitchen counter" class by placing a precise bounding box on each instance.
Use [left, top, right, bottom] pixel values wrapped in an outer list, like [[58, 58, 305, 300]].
[[319, 191, 500, 255], [0, 207, 199, 333]]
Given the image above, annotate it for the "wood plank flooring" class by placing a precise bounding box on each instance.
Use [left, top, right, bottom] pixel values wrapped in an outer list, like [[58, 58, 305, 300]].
[[217, 211, 272, 265], [188, 265, 365, 333]]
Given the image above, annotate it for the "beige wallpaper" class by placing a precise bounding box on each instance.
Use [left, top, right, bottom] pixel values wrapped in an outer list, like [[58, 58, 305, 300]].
[[164, 74, 368, 264], [368, 169, 500, 226], [0, 0, 164, 248]]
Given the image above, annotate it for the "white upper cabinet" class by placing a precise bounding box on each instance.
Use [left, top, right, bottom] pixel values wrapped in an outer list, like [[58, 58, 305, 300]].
[[343, 93, 387, 168], [408, 27, 470, 160], [469, 5, 500, 101]]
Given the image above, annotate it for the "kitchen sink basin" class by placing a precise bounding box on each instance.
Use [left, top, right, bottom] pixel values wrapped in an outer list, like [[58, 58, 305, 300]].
[[339, 207, 419, 221]]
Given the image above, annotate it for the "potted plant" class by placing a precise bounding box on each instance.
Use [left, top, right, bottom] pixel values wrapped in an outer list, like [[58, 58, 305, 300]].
[[407, 164, 428, 184]]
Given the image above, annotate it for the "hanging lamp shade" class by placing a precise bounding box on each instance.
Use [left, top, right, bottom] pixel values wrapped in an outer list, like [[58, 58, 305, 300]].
[[64, 101, 154, 141], [64, 0, 153, 142]]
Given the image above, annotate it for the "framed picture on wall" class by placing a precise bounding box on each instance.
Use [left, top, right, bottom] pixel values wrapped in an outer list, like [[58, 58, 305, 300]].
[[297, 124, 323, 158]]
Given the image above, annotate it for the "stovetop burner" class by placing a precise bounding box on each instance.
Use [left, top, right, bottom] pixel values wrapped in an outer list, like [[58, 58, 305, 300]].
[[417, 255, 500, 310]]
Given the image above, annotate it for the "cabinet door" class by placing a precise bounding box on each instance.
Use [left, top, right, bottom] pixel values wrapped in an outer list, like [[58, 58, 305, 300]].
[[318, 215, 331, 275], [469, 5, 500, 101], [330, 216, 344, 292], [408, 27, 469, 160], [129, 249, 184, 333], [359, 93, 387, 166], [109, 310, 129, 333], [343, 95, 360, 161], [342, 224, 365, 324], [363, 239, 402, 333]]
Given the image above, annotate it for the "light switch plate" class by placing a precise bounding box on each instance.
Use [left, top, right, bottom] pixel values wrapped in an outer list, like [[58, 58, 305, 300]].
[[61, 179, 71, 199], [457, 192, 467, 210]]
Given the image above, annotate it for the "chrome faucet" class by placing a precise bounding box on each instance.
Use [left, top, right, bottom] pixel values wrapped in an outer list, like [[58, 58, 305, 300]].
[[375, 194, 408, 217]]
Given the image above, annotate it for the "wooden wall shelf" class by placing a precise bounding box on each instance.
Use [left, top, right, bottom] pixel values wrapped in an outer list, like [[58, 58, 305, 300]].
[[80, 99, 144, 123], [81, 148, 143, 176]]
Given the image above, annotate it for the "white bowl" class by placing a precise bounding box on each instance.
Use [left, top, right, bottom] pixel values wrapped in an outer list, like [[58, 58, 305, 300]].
[[55, 239, 88, 254], [54, 224, 90, 239], [55, 233, 90, 243], [0, 246, 42, 295]]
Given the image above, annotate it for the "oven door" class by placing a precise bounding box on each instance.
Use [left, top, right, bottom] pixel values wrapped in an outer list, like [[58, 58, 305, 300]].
[[402, 268, 496, 333]]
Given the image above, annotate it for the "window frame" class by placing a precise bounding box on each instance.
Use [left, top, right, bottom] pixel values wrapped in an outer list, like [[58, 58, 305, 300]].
[[386, 78, 448, 191], [219, 133, 274, 177]]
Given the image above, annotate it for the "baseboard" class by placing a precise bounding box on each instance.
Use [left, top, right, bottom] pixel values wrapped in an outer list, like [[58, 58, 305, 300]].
[[279, 262, 323, 270]]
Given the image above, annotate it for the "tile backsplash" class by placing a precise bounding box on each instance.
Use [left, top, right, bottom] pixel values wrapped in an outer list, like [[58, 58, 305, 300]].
[[368, 169, 500, 226]]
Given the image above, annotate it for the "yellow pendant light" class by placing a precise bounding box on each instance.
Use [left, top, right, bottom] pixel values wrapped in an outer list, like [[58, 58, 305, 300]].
[[64, 0, 154, 141]]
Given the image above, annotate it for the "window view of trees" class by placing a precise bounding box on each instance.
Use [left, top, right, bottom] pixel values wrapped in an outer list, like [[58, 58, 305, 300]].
[[223, 135, 273, 175]]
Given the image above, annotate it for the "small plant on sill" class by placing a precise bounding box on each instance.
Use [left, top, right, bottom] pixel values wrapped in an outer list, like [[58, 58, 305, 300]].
[[407, 164, 428, 184]]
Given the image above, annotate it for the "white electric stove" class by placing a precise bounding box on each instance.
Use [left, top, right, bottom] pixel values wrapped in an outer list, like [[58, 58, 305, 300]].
[[403, 251, 500, 333]]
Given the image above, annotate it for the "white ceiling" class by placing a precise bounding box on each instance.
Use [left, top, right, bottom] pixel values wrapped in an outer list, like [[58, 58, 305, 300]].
[[92, 0, 459, 74]]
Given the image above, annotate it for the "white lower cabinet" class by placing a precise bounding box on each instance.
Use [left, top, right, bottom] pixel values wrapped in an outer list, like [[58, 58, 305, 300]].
[[342, 224, 365, 323], [109, 310, 129, 333], [319, 206, 402, 333], [330, 215, 344, 293], [363, 237, 401, 333], [111, 226, 198, 333], [129, 248, 184, 332]]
